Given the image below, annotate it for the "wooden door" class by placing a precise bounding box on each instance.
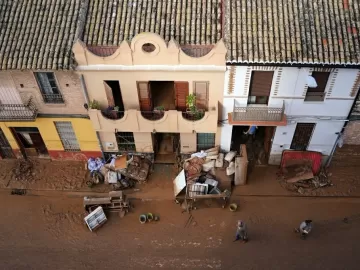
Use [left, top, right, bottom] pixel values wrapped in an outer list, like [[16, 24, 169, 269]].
[[29, 133, 48, 155], [290, 123, 315, 151], [174, 82, 189, 111], [104, 81, 115, 107], [137, 82, 152, 111], [264, 126, 275, 158], [194, 81, 209, 110], [0, 128, 14, 158]]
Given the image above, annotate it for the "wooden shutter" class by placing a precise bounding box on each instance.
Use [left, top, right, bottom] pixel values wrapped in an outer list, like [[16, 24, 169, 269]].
[[194, 82, 209, 110], [104, 81, 115, 107], [249, 71, 274, 96], [137, 82, 152, 111], [308, 72, 330, 93], [174, 82, 189, 111]]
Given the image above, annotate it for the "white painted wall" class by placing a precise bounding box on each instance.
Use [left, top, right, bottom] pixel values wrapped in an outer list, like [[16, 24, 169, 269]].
[[269, 120, 345, 164], [221, 65, 359, 160]]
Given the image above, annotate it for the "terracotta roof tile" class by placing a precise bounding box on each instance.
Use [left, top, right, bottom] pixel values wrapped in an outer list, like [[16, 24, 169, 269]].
[[83, 0, 222, 46], [0, 0, 88, 70], [224, 0, 360, 65]]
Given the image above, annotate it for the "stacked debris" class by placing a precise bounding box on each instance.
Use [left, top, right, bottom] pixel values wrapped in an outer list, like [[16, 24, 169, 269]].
[[278, 165, 332, 194], [181, 146, 233, 198], [122, 155, 151, 183]]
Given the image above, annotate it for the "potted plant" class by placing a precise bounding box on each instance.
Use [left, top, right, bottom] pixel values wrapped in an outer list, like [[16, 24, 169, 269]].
[[185, 94, 204, 120], [88, 99, 101, 110], [154, 105, 165, 114]]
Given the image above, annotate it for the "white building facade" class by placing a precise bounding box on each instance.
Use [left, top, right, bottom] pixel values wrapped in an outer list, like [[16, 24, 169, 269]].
[[220, 66, 360, 165]]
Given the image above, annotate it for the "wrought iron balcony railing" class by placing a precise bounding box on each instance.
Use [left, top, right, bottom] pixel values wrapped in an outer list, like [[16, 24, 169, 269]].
[[0, 98, 38, 121], [42, 93, 64, 104], [232, 101, 285, 122]]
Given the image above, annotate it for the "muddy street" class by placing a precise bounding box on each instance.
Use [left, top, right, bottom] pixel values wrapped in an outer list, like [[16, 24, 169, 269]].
[[0, 193, 359, 270]]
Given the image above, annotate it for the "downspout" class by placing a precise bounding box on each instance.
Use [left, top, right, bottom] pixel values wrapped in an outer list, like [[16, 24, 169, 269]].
[[80, 74, 105, 159]]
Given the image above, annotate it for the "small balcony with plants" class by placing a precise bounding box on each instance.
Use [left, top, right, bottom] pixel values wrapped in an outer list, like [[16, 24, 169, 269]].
[[87, 100, 139, 133], [181, 94, 205, 121]]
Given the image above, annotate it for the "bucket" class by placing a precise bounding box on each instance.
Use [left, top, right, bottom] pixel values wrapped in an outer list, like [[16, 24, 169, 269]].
[[147, 213, 154, 222], [139, 214, 147, 224], [229, 203, 238, 212]]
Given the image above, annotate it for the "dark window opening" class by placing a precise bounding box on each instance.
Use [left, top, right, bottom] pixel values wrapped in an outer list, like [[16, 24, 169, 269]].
[[196, 133, 215, 151], [104, 80, 124, 110], [149, 81, 176, 111], [305, 72, 330, 102], [116, 132, 136, 151], [290, 123, 316, 151], [35, 72, 64, 103]]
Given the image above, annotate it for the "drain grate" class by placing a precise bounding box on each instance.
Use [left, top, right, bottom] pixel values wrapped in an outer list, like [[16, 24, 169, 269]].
[[11, 189, 26, 196]]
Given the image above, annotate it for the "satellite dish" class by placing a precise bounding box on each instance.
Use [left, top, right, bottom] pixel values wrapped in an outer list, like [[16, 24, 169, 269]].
[[307, 75, 318, 88]]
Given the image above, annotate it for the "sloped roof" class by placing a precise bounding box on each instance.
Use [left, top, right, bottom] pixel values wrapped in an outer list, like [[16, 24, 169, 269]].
[[0, 0, 88, 70], [224, 0, 360, 65], [82, 0, 222, 46]]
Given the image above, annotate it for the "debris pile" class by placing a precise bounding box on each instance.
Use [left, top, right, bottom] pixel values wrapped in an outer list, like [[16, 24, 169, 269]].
[[278, 165, 332, 194], [175, 146, 233, 209], [12, 159, 37, 182]]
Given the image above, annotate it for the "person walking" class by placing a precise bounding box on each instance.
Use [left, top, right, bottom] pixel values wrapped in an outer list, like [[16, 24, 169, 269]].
[[295, 220, 313, 239], [234, 220, 248, 243]]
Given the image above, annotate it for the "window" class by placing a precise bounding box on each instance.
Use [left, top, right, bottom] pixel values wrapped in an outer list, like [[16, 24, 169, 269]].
[[305, 72, 330, 102], [194, 81, 209, 110], [196, 133, 215, 151], [35, 72, 64, 103], [116, 132, 136, 151], [248, 71, 274, 105], [54, 122, 80, 151]]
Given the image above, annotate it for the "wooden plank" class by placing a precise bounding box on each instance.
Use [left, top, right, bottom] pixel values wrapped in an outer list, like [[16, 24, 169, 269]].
[[286, 171, 314, 183]]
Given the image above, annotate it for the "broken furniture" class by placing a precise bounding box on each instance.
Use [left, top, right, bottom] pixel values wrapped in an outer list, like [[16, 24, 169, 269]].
[[84, 191, 131, 217], [84, 206, 107, 232]]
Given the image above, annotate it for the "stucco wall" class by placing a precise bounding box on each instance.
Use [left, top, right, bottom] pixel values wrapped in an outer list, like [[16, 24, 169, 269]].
[[0, 118, 100, 152], [3, 70, 87, 115]]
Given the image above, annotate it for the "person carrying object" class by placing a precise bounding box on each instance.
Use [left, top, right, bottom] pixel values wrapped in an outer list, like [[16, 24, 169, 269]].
[[243, 125, 258, 141], [234, 220, 248, 243]]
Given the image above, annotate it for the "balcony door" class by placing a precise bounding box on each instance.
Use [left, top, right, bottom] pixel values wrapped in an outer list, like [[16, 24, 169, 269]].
[[248, 71, 274, 105]]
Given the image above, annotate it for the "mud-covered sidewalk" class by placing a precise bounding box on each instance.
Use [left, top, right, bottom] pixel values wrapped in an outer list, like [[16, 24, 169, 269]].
[[1, 157, 360, 198]]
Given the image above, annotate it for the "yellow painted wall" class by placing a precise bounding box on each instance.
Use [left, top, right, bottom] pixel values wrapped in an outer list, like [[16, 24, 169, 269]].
[[0, 118, 100, 152]]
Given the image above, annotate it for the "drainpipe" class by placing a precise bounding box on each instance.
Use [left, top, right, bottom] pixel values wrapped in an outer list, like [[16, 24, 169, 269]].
[[80, 74, 105, 159], [80, 74, 90, 104]]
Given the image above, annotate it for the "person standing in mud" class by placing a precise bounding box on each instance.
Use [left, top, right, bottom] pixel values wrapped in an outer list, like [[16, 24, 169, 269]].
[[244, 125, 257, 142], [234, 220, 248, 243], [295, 220, 313, 239]]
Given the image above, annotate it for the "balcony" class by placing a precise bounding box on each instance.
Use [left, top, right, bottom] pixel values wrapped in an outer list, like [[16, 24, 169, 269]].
[[229, 101, 287, 126], [101, 109, 125, 120], [0, 98, 38, 121], [140, 111, 165, 121], [88, 105, 218, 133], [42, 94, 64, 104]]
